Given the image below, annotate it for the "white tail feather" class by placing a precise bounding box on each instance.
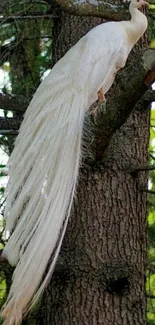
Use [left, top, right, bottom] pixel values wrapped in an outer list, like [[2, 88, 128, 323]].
[[1, 68, 88, 324]]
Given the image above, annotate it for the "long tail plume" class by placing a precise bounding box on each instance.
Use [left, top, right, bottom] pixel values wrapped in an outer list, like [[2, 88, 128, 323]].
[[1, 61, 88, 324]]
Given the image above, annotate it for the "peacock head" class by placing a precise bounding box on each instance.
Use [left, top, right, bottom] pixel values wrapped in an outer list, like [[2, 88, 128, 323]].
[[124, 0, 149, 8], [136, 0, 149, 8]]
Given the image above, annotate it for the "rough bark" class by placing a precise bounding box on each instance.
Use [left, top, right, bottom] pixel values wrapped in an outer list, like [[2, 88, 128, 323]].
[[31, 9, 150, 325]]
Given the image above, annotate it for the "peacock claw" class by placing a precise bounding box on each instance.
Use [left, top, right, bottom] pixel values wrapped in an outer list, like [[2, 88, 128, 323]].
[[97, 88, 105, 105]]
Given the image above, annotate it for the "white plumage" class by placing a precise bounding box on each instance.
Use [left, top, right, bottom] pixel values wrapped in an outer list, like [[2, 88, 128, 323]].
[[1, 0, 148, 324]]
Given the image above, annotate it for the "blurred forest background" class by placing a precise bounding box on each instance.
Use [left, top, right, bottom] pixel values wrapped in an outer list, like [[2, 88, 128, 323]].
[[0, 0, 155, 324]]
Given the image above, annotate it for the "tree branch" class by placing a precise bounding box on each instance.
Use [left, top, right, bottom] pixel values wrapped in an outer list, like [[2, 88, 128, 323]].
[[150, 153, 155, 160], [48, 0, 130, 21], [147, 294, 155, 299], [139, 188, 155, 194], [94, 49, 155, 160], [0, 130, 18, 135], [0, 14, 57, 24], [130, 164, 155, 172], [0, 94, 28, 113]]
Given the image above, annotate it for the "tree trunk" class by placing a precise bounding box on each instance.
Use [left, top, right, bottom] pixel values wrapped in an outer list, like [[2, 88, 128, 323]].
[[32, 9, 149, 325]]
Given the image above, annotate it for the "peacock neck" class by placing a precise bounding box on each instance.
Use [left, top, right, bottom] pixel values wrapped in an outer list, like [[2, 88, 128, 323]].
[[122, 4, 147, 46]]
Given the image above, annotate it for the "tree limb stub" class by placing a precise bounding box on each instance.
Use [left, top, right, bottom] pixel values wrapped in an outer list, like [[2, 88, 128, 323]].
[[0, 117, 21, 133], [128, 164, 155, 173], [94, 49, 155, 160], [49, 0, 130, 21], [144, 89, 155, 102], [139, 188, 155, 195]]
